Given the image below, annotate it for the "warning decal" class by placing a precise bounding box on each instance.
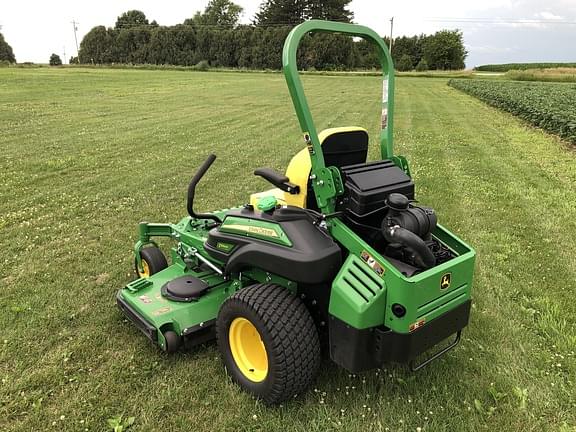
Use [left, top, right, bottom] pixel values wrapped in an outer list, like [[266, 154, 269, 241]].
[[360, 250, 385, 277]]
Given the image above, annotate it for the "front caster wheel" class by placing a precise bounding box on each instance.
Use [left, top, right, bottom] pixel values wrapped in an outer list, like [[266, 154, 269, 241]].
[[216, 283, 321, 404], [135, 246, 168, 278], [162, 330, 181, 353]]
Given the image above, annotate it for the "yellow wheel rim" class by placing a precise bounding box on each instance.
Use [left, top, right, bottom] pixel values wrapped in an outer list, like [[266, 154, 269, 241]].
[[229, 317, 268, 382], [138, 259, 150, 278]]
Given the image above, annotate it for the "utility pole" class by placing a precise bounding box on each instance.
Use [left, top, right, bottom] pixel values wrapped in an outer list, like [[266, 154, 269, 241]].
[[71, 20, 79, 57], [389, 16, 394, 55], [63, 46, 66, 64]]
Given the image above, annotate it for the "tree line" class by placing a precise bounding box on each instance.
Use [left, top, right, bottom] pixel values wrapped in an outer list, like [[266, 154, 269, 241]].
[[1, 0, 468, 70], [78, 1, 466, 70]]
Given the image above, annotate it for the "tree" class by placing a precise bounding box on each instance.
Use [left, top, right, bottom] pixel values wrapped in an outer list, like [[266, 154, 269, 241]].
[[415, 58, 428, 72], [49, 53, 62, 66], [183, 13, 202, 27], [212, 29, 237, 66], [79, 26, 115, 63], [190, 0, 244, 26], [115, 10, 149, 29], [422, 29, 467, 70], [171, 25, 197, 65], [254, 0, 307, 25], [396, 54, 413, 72], [255, 0, 352, 24], [307, 0, 353, 22], [0, 32, 16, 63], [301, 33, 355, 70], [391, 35, 422, 66], [354, 39, 379, 69], [69, 56, 79, 64], [148, 27, 175, 65], [114, 27, 151, 63]]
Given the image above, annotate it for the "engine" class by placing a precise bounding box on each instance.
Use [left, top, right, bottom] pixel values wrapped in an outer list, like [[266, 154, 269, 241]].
[[337, 161, 454, 276]]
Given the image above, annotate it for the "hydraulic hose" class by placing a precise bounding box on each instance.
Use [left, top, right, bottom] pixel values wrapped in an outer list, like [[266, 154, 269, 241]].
[[187, 154, 222, 223], [383, 225, 436, 269]]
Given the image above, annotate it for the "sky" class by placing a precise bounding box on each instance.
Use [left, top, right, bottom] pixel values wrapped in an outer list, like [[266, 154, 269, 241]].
[[1, 0, 575, 67]]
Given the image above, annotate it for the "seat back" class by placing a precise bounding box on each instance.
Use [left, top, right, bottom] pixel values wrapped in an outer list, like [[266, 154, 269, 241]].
[[250, 127, 369, 209], [319, 127, 369, 169], [306, 127, 369, 209]]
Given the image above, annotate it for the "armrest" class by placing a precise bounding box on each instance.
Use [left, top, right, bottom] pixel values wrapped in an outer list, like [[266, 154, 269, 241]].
[[254, 168, 289, 184], [254, 167, 300, 195]]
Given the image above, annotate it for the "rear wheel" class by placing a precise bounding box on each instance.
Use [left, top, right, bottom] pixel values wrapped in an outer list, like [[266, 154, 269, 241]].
[[135, 246, 168, 278], [216, 283, 321, 404]]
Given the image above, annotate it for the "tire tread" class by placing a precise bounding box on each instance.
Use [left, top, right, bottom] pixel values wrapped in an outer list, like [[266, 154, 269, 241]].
[[217, 283, 321, 404]]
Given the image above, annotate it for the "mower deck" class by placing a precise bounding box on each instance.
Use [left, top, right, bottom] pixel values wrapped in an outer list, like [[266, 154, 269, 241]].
[[117, 260, 232, 349]]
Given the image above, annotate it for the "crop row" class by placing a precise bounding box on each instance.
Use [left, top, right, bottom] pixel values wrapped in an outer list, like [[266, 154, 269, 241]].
[[448, 79, 576, 144], [474, 62, 576, 72]]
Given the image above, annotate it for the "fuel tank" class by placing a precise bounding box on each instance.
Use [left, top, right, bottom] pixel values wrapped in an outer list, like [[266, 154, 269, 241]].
[[205, 206, 342, 284]]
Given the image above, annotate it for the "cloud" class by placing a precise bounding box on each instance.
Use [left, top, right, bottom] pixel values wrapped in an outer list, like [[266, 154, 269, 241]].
[[536, 11, 564, 20], [497, 20, 547, 29], [466, 45, 515, 54]]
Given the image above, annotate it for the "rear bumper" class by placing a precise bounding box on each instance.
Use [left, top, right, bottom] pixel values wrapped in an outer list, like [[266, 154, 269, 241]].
[[329, 299, 471, 372]]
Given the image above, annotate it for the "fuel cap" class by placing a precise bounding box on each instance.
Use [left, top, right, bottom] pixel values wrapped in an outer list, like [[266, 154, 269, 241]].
[[257, 196, 278, 212]]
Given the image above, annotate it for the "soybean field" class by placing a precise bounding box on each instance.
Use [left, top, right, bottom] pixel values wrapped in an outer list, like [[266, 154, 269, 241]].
[[449, 79, 576, 144]]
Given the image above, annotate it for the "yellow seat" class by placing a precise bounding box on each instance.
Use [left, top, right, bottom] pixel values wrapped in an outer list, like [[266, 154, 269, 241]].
[[250, 126, 368, 209]]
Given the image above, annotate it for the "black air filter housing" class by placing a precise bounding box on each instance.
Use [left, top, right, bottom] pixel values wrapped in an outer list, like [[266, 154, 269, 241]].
[[337, 160, 414, 219]]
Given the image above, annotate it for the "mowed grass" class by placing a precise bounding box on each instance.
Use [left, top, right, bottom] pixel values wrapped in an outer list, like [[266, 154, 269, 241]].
[[1, 68, 575, 432]]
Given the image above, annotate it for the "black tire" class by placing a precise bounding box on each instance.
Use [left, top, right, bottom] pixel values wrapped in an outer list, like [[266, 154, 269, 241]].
[[135, 246, 168, 278], [162, 330, 181, 353], [216, 283, 321, 404]]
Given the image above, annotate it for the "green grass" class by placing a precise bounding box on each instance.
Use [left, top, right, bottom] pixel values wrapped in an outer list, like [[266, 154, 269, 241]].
[[1, 68, 575, 432]]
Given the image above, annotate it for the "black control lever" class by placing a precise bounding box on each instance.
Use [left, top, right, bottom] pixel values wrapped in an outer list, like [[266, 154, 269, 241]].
[[254, 167, 300, 195], [187, 154, 222, 223]]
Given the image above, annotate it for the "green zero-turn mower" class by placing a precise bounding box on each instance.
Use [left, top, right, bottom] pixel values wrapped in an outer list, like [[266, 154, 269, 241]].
[[117, 20, 476, 404]]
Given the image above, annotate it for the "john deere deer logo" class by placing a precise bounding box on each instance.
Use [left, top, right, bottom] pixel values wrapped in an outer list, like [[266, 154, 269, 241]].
[[440, 273, 451, 290]]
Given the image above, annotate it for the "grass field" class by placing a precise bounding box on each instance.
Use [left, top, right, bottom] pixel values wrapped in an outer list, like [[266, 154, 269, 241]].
[[1, 68, 575, 432]]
